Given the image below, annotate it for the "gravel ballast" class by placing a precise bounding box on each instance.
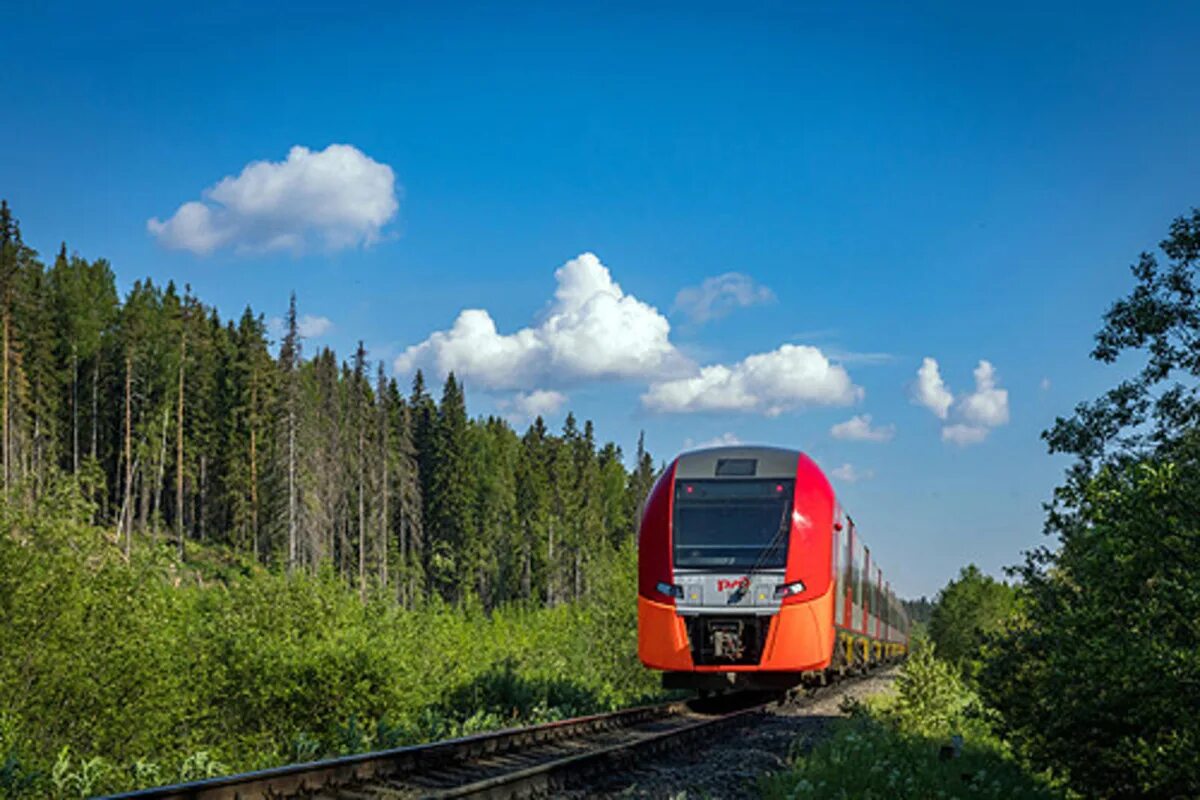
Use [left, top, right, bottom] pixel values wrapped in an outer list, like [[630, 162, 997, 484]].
[[566, 667, 900, 799]]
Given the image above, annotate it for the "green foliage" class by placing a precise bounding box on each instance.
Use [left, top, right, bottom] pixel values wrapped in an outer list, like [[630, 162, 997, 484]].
[[0, 487, 658, 797], [878, 635, 995, 741], [0, 200, 657, 618], [1044, 207, 1200, 471], [901, 595, 934, 626], [761, 641, 1061, 800], [980, 455, 1200, 798], [980, 209, 1200, 799], [928, 565, 1019, 677]]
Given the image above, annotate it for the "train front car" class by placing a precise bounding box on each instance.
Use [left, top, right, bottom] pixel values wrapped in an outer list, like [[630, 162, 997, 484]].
[[638, 445, 910, 691], [637, 446, 840, 692]]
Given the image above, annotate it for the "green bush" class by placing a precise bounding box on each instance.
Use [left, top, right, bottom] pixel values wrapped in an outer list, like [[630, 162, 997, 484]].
[[0, 486, 659, 797], [760, 639, 1061, 800], [979, 456, 1200, 798], [927, 565, 1019, 679]]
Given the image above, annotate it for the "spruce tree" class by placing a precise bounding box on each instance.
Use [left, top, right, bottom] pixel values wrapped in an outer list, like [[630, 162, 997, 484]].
[[428, 373, 473, 601]]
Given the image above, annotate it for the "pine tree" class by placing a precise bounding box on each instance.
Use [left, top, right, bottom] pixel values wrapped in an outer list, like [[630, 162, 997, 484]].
[[386, 378, 423, 605], [409, 370, 437, 586], [626, 430, 656, 528], [278, 293, 301, 571], [428, 373, 473, 602], [0, 198, 655, 610], [516, 417, 551, 602]]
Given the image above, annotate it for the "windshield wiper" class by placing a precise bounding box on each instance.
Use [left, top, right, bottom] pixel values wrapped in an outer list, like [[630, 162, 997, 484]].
[[731, 502, 791, 600]]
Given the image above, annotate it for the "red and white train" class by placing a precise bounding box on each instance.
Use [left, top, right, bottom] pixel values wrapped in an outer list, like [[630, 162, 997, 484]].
[[637, 445, 909, 691]]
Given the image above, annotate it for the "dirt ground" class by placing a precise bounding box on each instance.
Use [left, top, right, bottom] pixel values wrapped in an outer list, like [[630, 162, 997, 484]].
[[564, 667, 900, 800]]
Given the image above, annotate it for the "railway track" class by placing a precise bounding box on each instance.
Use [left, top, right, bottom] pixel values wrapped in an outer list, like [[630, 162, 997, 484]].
[[100, 675, 870, 800]]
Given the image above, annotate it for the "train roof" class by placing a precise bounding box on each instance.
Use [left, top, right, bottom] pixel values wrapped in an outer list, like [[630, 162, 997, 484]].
[[675, 445, 804, 480]]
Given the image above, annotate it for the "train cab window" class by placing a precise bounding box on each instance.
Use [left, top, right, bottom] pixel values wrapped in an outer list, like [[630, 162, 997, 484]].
[[715, 458, 757, 476], [673, 479, 793, 569]]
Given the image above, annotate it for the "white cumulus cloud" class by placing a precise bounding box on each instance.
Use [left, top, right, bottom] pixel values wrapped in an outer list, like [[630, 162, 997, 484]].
[[148, 144, 398, 255], [915, 358, 1011, 446], [829, 463, 874, 483], [683, 432, 743, 450], [507, 389, 568, 420], [673, 272, 775, 323], [941, 424, 989, 446], [830, 414, 895, 442], [642, 344, 863, 416], [394, 253, 685, 389], [959, 360, 1009, 427], [912, 357, 953, 419], [299, 314, 334, 338], [267, 313, 334, 340]]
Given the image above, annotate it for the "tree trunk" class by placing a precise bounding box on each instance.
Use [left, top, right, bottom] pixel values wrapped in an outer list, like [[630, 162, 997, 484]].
[[153, 405, 168, 538], [2, 309, 9, 494], [71, 345, 78, 474], [358, 418, 366, 601], [91, 359, 99, 459], [121, 352, 133, 554], [521, 537, 531, 600], [287, 405, 296, 572], [547, 520, 555, 606], [176, 331, 185, 560], [198, 454, 206, 542], [398, 505, 406, 606], [380, 438, 389, 587], [250, 378, 258, 561]]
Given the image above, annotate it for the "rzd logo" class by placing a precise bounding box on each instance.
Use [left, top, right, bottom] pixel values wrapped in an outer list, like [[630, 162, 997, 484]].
[[717, 577, 751, 592]]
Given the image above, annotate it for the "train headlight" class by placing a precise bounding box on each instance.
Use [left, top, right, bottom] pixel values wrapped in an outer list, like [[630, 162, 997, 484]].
[[656, 581, 684, 599], [773, 580, 806, 599]]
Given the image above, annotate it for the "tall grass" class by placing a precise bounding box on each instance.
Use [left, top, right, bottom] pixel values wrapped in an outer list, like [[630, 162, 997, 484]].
[[0, 491, 658, 798]]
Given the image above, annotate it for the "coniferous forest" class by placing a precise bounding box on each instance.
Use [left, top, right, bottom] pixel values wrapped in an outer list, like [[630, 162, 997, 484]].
[[0, 200, 656, 608], [0, 200, 662, 797]]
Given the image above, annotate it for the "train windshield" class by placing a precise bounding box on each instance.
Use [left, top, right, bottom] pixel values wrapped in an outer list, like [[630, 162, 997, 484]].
[[672, 479, 793, 569]]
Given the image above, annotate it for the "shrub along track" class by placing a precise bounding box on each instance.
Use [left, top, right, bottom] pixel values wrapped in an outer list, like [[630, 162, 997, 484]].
[[99, 670, 890, 800]]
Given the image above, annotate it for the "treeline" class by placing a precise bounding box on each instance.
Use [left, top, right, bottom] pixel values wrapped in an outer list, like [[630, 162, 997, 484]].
[[915, 210, 1200, 799], [0, 200, 656, 607]]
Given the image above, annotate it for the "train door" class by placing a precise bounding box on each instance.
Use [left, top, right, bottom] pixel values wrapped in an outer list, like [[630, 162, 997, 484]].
[[861, 546, 870, 634]]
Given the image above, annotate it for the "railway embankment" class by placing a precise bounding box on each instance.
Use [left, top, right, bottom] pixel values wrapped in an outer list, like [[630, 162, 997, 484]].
[[566, 668, 899, 800]]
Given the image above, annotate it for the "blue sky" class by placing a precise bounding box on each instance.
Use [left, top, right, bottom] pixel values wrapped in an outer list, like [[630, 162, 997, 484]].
[[3, 3, 1199, 596]]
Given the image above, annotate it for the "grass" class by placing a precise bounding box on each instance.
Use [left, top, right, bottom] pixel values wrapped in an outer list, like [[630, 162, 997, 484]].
[[759, 641, 1066, 800]]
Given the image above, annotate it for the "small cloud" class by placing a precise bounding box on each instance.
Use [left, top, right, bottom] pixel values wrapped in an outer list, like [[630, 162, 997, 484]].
[[642, 344, 863, 416], [941, 424, 989, 446], [683, 432, 743, 450], [148, 144, 399, 255], [830, 414, 895, 442], [299, 314, 333, 338], [673, 272, 775, 324], [912, 357, 953, 419], [958, 360, 1009, 428], [505, 389, 568, 420], [829, 463, 874, 483], [267, 313, 334, 340], [915, 358, 1011, 446], [1040, 377, 1051, 391]]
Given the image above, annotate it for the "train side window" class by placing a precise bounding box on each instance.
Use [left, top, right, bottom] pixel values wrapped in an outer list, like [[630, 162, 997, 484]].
[[831, 522, 841, 623], [852, 540, 860, 616], [843, 526, 853, 612]]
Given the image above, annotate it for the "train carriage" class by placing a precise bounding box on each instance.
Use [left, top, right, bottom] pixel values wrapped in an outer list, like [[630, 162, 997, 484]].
[[637, 445, 909, 691]]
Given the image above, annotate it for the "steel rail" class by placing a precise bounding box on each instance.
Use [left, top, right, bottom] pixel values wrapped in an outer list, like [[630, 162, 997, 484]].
[[99, 670, 881, 800], [421, 701, 769, 799], [97, 699, 691, 800]]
